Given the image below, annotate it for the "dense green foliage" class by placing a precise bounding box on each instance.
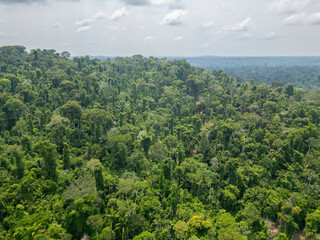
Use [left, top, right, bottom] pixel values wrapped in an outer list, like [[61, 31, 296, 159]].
[[0, 46, 320, 240]]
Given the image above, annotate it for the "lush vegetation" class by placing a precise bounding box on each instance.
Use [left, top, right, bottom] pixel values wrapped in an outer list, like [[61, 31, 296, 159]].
[[0, 46, 320, 240]]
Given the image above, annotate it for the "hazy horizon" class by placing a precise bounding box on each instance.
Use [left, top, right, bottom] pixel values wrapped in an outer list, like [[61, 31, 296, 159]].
[[1, 0, 320, 56], [85, 55, 320, 58]]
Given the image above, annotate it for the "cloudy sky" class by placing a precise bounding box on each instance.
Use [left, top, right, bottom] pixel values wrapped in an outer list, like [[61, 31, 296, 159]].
[[0, 0, 320, 56]]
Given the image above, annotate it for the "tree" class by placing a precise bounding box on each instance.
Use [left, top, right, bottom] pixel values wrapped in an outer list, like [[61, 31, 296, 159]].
[[4, 98, 26, 129], [46, 115, 70, 152], [284, 84, 294, 97], [273, 233, 289, 240], [0, 78, 11, 92], [87, 158, 104, 191], [101, 226, 115, 240], [188, 216, 211, 237], [221, 185, 239, 211], [305, 207, 320, 238], [34, 140, 58, 180], [62, 174, 96, 200], [132, 231, 154, 240], [87, 215, 104, 240], [6, 145, 25, 179], [47, 222, 72, 240], [61, 51, 71, 59], [127, 150, 148, 173], [140, 135, 152, 159], [214, 212, 247, 240], [236, 203, 262, 232], [83, 108, 112, 139], [60, 100, 82, 128], [186, 75, 204, 97], [149, 140, 167, 164], [63, 143, 71, 169], [174, 220, 189, 239], [217, 227, 247, 240]]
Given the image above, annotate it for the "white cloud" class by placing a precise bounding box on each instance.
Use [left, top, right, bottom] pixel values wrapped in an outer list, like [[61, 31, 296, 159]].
[[76, 25, 91, 33], [161, 10, 187, 25], [0, 0, 74, 4], [215, 30, 226, 35], [0, 32, 20, 38], [263, 32, 281, 40], [269, 0, 313, 14], [144, 35, 155, 41], [120, 0, 149, 6], [238, 33, 251, 40], [53, 23, 62, 28], [75, 11, 108, 27], [201, 43, 209, 47], [224, 17, 254, 31], [109, 7, 129, 21], [151, 0, 177, 6], [0, 0, 42, 4], [285, 12, 306, 25], [75, 10, 110, 33], [107, 25, 127, 31], [307, 12, 320, 25], [75, 18, 94, 27], [284, 12, 320, 25], [202, 21, 215, 28], [92, 11, 108, 20], [120, 0, 182, 7], [174, 36, 183, 41]]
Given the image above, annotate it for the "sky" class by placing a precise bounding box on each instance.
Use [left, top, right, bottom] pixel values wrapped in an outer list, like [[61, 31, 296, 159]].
[[0, 0, 320, 56]]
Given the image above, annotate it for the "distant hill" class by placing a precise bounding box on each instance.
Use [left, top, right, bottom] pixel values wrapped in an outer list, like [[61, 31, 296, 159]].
[[177, 56, 320, 91], [87, 55, 320, 91], [167, 56, 320, 69], [88, 55, 320, 68]]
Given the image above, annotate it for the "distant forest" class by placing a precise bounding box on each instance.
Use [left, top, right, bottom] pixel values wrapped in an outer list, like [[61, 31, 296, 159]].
[[91, 56, 320, 92], [169, 56, 320, 92]]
